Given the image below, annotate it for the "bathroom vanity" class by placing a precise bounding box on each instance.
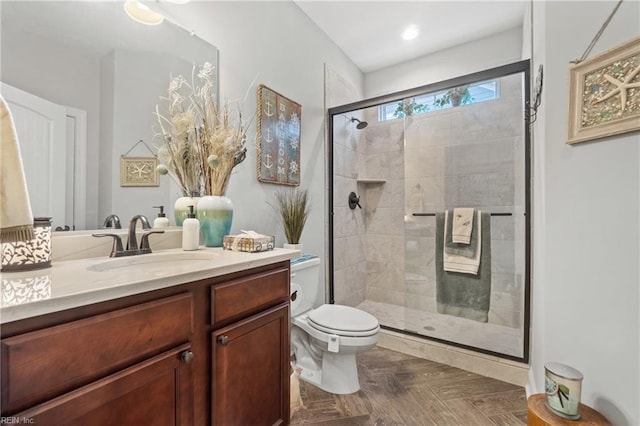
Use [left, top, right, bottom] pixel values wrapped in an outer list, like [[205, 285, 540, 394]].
[[0, 248, 298, 425]]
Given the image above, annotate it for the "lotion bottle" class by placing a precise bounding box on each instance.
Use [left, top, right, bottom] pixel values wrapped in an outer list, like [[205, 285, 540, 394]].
[[153, 206, 170, 228], [182, 205, 200, 251]]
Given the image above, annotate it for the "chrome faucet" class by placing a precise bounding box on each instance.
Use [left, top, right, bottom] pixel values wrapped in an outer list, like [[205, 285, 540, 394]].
[[92, 214, 163, 257], [102, 214, 122, 229]]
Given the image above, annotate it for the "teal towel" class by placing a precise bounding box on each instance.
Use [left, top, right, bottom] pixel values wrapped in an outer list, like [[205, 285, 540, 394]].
[[445, 209, 478, 258], [436, 212, 491, 322]]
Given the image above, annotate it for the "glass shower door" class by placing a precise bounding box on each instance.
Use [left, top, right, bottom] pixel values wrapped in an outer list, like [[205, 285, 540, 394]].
[[328, 60, 530, 362], [402, 71, 528, 359]]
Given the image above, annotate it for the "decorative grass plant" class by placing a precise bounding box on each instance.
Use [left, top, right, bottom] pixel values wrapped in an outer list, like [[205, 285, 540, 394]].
[[274, 189, 309, 245]]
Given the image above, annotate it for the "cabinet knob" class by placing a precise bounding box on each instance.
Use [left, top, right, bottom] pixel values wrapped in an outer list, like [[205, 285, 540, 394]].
[[217, 335, 229, 345], [180, 350, 194, 364]]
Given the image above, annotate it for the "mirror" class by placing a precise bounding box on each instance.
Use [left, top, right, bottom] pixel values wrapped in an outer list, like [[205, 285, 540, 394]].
[[1, 1, 218, 230], [328, 61, 531, 361]]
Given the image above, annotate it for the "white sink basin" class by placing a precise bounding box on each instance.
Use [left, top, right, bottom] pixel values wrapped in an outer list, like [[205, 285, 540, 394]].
[[87, 251, 217, 272]]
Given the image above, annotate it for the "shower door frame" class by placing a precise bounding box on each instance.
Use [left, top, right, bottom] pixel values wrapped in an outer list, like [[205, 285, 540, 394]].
[[327, 59, 531, 363]]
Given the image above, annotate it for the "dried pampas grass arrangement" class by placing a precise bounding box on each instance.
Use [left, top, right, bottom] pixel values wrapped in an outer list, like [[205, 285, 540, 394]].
[[155, 62, 252, 196]]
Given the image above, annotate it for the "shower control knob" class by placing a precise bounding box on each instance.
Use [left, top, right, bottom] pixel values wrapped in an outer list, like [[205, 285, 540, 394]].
[[348, 192, 362, 210], [217, 335, 230, 346], [291, 290, 298, 301]]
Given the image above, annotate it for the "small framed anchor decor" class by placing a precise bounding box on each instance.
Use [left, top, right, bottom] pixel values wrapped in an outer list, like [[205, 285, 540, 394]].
[[568, 36, 640, 144], [257, 84, 301, 186], [120, 140, 159, 187]]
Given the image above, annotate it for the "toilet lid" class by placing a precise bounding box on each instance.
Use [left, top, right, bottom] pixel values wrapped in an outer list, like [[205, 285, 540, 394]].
[[307, 304, 379, 337]]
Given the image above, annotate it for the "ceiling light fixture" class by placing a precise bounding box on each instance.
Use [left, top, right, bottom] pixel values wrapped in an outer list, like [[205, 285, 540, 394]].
[[124, 0, 164, 26], [401, 24, 419, 41]]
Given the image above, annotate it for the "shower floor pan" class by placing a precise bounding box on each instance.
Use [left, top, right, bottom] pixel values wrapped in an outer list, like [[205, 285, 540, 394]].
[[356, 300, 522, 358]]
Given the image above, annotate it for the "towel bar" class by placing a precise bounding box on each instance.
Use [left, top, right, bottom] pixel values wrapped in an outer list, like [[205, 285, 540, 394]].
[[412, 212, 512, 217]]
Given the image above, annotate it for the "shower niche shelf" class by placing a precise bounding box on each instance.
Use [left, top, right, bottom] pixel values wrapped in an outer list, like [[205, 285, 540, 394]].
[[356, 178, 386, 184]]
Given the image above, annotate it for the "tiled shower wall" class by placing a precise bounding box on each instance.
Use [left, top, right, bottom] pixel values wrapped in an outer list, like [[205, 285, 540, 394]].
[[332, 118, 368, 307], [352, 73, 525, 329], [327, 66, 367, 307], [362, 120, 406, 306]]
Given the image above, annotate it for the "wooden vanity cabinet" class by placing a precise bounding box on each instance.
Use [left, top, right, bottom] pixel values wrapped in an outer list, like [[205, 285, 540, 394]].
[[210, 266, 291, 425], [0, 260, 291, 426]]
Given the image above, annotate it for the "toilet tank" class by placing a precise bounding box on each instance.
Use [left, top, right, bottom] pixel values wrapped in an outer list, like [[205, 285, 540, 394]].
[[290, 256, 321, 317]]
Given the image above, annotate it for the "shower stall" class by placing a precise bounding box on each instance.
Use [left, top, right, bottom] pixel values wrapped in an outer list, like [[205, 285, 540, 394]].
[[328, 61, 531, 362]]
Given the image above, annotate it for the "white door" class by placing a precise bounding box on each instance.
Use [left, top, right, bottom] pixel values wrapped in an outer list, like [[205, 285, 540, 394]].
[[65, 107, 88, 231], [1, 82, 68, 229]]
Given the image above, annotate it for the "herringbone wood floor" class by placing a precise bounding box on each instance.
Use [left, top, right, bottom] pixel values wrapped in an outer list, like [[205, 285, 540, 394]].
[[290, 346, 527, 426]]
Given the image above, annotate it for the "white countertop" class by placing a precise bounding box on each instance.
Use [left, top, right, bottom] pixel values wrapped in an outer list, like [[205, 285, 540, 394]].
[[0, 247, 301, 324]]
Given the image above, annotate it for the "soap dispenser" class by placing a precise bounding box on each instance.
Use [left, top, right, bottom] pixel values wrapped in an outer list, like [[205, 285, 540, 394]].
[[153, 206, 170, 228], [182, 205, 200, 251]]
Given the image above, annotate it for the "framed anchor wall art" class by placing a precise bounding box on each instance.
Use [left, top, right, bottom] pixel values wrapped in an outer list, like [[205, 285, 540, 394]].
[[568, 36, 640, 144], [257, 84, 302, 186]]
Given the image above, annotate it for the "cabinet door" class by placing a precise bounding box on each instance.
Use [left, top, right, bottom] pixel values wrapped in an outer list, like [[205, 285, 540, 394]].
[[212, 303, 290, 426], [15, 343, 194, 426]]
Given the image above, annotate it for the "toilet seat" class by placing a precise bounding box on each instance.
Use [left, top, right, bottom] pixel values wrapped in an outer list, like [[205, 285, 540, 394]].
[[307, 304, 379, 337]]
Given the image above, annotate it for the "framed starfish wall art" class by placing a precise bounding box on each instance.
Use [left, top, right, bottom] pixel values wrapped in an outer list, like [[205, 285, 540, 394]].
[[568, 36, 640, 144], [257, 84, 302, 186], [120, 156, 159, 187]]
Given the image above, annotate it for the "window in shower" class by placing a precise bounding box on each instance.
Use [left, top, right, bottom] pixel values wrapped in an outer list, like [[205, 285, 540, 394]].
[[378, 79, 500, 121], [328, 60, 531, 363]]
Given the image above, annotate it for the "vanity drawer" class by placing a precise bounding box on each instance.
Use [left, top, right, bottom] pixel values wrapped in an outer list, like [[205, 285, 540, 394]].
[[1, 293, 193, 414], [211, 266, 289, 326]]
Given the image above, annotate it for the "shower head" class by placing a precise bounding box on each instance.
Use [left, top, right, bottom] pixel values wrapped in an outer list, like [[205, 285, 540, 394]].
[[350, 117, 368, 130]]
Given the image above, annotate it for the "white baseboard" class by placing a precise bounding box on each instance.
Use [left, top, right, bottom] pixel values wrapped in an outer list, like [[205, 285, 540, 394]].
[[526, 365, 538, 397]]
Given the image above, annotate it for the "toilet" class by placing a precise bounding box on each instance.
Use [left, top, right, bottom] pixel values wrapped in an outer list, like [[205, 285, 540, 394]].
[[290, 255, 379, 394]]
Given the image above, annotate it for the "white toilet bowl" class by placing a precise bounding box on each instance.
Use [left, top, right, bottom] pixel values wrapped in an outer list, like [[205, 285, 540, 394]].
[[290, 257, 380, 394]]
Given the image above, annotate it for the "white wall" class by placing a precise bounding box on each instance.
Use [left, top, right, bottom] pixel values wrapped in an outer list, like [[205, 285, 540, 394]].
[[530, 2, 640, 425], [364, 26, 523, 98], [105, 50, 193, 224], [163, 1, 363, 291]]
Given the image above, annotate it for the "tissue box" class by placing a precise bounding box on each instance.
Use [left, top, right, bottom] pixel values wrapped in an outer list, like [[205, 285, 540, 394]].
[[223, 235, 275, 253]]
